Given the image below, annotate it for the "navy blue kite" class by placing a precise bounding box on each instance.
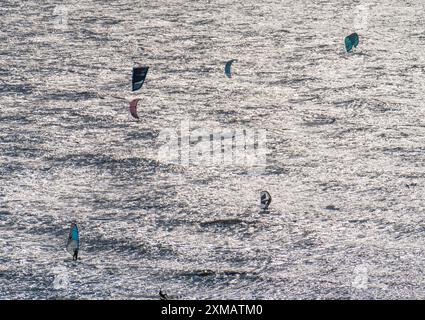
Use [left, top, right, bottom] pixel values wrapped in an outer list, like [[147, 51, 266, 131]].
[[132, 66, 149, 91]]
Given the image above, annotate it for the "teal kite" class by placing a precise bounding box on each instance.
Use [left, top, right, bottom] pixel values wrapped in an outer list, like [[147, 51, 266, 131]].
[[225, 59, 236, 78], [345, 33, 359, 52]]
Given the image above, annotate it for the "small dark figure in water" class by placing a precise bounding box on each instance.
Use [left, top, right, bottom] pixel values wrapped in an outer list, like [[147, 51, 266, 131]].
[[260, 191, 272, 210], [159, 289, 168, 300], [73, 249, 79, 261]]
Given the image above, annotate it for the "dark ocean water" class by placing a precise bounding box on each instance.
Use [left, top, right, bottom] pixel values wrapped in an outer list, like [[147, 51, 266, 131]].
[[1, 0, 425, 299]]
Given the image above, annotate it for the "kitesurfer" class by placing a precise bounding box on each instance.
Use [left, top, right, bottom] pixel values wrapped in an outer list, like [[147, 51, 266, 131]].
[[159, 289, 168, 300], [73, 248, 79, 261]]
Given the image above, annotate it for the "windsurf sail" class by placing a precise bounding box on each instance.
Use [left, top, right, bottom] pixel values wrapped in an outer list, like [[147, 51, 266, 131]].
[[225, 59, 236, 78], [129, 99, 141, 120], [345, 33, 359, 52], [260, 191, 272, 210], [132, 66, 149, 91], [66, 223, 79, 256]]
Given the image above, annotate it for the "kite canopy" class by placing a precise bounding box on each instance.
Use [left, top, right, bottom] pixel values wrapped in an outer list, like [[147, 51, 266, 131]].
[[66, 223, 79, 256], [225, 59, 236, 78], [345, 33, 359, 52], [132, 66, 149, 91], [260, 191, 272, 210], [129, 99, 141, 120]]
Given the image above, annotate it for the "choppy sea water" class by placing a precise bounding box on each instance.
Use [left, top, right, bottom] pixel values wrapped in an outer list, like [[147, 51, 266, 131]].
[[1, 0, 425, 299]]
